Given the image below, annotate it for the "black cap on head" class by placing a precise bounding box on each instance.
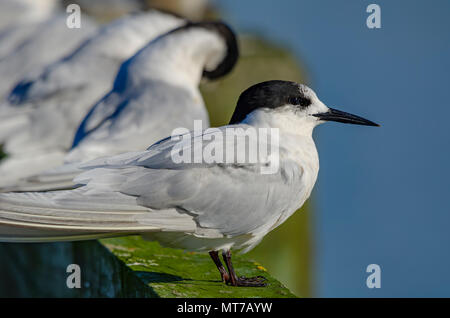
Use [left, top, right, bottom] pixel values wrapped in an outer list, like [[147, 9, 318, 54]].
[[228, 80, 379, 127], [229, 80, 310, 124]]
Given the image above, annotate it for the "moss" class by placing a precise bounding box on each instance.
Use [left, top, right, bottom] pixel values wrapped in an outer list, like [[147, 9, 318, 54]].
[[0, 236, 294, 297], [100, 236, 296, 298]]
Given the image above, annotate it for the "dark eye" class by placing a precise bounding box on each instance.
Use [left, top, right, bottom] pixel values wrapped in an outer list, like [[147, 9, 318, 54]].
[[289, 96, 310, 107]]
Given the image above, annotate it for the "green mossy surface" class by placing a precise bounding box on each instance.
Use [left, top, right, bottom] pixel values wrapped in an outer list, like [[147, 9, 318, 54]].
[[100, 236, 296, 298], [0, 237, 295, 297]]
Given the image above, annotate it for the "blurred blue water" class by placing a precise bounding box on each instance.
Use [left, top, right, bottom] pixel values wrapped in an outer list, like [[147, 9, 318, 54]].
[[215, 0, 450, 297]]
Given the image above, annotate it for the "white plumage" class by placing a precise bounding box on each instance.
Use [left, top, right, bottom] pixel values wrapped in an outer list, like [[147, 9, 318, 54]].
[[0, 21, 237, 192], [0, 0, 58, 30], [0, 12, 97, 100], [0, 119, 318, 252], [0, 11, 187, 188], [0, 0, 58, 58]]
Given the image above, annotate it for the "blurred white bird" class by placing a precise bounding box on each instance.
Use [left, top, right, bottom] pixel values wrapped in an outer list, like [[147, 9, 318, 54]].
[[0, 11, 188, 187], [0, 8, 98, 100], [0, 80, 378, 286], [75, 0, 145, 17], [0, 21, 238, 191], [0, 0, 58, 30], [0, 0, 59, 58], [0, 11, 185, 118]]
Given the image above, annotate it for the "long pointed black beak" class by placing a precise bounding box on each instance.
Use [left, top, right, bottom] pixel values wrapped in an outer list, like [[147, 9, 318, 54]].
[[313, 108, 379, 126]]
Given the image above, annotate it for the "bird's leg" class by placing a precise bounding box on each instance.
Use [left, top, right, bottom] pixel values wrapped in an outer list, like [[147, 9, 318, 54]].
[[209, 250, 229, 283], [221, 250, 267, 287]]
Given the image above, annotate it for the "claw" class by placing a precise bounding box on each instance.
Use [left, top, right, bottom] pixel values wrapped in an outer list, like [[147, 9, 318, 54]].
[[210, 249, 268, 288], [227, 275, 267, 287]]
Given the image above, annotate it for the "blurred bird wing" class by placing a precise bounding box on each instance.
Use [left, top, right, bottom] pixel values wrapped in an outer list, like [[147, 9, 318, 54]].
[[5, 11, 184, 107], [70, 81, 208, 159], [0, 14, 97, 100], [0, 23, 37, 59]]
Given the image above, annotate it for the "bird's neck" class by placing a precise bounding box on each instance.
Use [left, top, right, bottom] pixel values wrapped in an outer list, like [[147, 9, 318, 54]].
[[242, 108, 318, 138], [242, 108, 320, 174], [121, 27, 227, 91]]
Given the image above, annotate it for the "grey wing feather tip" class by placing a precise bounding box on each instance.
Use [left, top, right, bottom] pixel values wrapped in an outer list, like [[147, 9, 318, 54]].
[[0, 180, 79, 193], [0, 189, 197, 243]]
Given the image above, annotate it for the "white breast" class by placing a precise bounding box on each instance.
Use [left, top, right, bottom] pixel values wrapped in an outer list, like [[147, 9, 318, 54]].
[[235, 109, 320, 248]]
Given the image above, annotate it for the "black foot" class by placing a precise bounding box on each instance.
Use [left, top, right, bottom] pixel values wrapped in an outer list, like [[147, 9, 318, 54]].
[[228, 275, 267, 287]]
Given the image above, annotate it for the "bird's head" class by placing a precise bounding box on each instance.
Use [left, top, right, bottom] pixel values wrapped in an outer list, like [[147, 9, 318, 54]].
[[229, 80, 379, 130]]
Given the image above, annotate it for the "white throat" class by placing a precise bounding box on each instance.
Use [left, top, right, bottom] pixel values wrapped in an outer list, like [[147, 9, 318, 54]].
[[242, 108, 320, 179], [242, 108, 318, 137]]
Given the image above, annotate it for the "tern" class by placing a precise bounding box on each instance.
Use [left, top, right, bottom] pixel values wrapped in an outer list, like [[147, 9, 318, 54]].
[[0, 20, 238, 191], [0, 11, 191, 188], [0, 80, 378, 287]]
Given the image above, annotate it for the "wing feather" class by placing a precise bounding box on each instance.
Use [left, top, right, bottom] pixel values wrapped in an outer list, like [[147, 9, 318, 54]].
[[76, 126, 305, 236], [0, 188, 196, 242]]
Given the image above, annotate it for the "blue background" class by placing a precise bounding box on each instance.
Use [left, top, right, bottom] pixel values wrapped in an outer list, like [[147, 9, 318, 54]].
[[215, 0, 450, 297]]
